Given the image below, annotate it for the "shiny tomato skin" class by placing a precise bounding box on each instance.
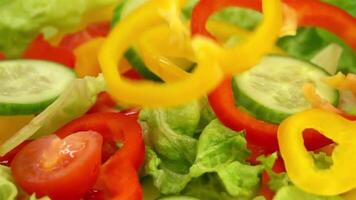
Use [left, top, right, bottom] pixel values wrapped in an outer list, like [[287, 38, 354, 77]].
[[11, 131, 103, 200]]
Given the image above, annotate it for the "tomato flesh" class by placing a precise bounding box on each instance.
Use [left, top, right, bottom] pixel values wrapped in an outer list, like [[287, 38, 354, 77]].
[[11, 131, 103, 200]]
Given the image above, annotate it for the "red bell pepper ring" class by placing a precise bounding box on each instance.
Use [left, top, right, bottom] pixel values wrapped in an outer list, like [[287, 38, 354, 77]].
[[23, 35, 75, 68], [208, 78, 333, 152], [285, 0, 356, 52], [191, 0, 356, 51], [191, 0, 261, 37], [55, 112, 145, 199]]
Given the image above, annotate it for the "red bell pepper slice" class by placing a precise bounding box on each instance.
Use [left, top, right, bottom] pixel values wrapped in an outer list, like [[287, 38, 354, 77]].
[[0, 52, 5, 60], [191, 0, 356, 51], [208, 78, 333, 152], [285, 0, 356, 52], [259, 156, 286, 200], [59, 21, 110, 50], [23, 35, 75, 68], [55, 112, 145, 199]]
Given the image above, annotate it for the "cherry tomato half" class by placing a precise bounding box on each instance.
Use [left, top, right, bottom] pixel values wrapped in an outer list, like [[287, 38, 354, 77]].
[[11, 131, 103, 200]]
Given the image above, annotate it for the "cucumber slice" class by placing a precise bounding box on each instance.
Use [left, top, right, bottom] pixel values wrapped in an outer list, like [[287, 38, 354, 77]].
[[232, 55, 339, 124], [0, 60, 75, 115]]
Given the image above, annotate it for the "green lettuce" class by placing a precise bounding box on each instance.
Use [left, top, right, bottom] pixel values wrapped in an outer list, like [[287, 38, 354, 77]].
[[141, 101, 263, 199], [0, 75, 106, 155], [0, 165, 50, 200], [278, 28, 356, 74], [0, 166, 17, 200], [273, 186, 344, 200], [0, 0, 117, 58]]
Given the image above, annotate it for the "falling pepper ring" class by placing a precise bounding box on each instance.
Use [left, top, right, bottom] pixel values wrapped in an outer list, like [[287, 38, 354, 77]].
[[99, 0, 224, 107], [191, 0, 284, 74], [99, 0, 284, 107]]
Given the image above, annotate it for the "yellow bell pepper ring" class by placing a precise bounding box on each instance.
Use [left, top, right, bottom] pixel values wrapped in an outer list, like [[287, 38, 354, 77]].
[[74, 37, 131, 78], [137, 24, 192, 82], [222, 0, 283, 74], [99, 0, 224, 107], [278, 108, 356, 196], [191, 0, 284, 74]]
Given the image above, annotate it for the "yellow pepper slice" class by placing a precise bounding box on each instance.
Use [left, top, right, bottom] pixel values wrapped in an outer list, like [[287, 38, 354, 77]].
[[323, 72, 356, 96], [217, 0, 283, 74], [0, 116, 34, 145], [136, 20, 285, 83], [74, 37, 131, 78], [99, 0, 223, 107], [343, 189, 356, 200], [278, 108, 356, 195], [137, 24, 192, 82]]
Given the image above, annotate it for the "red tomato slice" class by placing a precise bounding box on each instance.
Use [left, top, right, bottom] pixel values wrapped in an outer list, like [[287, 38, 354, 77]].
[[0, 141, 30, 166], [23, 35, 75, 68], [55, 112, 145, 200], [11, 131, 103, 200]]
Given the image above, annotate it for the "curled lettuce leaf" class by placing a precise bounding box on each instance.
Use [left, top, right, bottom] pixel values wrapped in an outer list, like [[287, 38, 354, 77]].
[[0, 166, 17, 200], [142, 103, 262, 199], [0, 75, 105, 155], [140, 101, 201, 173], [145, 147, 192, 194], [0, 0, 117, 57]]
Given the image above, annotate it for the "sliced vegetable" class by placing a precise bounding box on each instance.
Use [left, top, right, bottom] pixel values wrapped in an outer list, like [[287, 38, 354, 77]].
[[0, 165, 18, 200], [0, 60, 75, 115], [58, 22, 111, 50], [232, 55, 339, 124], [278, 109, 356, 195], [0, 75, 105, 156], [284, 0, 356, 52], [99, 0, 224, 107], [111, 0, 163, 81], [0, 116, 33, 145], [55, 112, 145, 199], [311, 43, 343, 75], [208, 78, 332, 152], [11, 131, 103, 200], [55, 112, 145, 170], [324, 73, 356, 96], [191, 0, 283, 74], [23, 35, 75, 68]]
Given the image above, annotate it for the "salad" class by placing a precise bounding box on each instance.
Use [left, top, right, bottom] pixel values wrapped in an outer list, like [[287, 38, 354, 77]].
[[0, 0, 355, 199]]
